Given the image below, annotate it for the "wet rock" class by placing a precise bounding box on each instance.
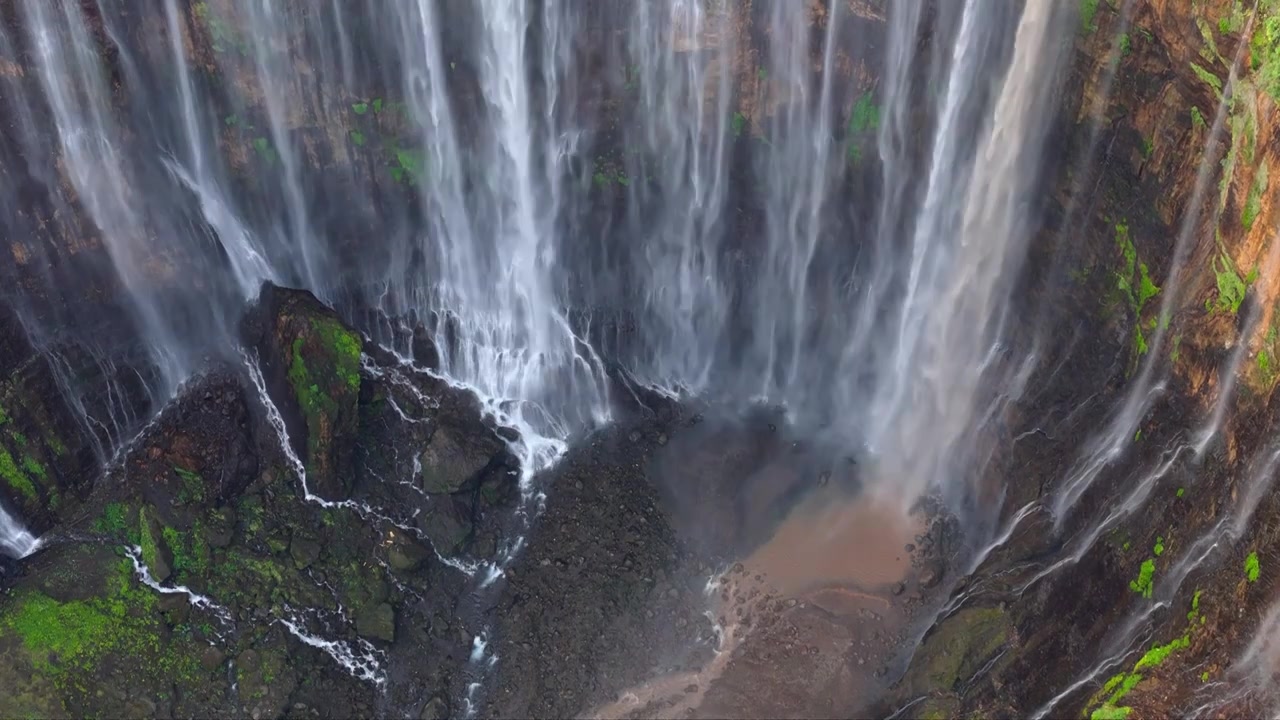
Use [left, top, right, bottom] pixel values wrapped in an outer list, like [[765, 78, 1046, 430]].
[[919, 562, 942, 589], [289, 536, 321, 569], [139, 506, 174, 583], [206, 508, 235, 548], [388, 534, 430, 572], [157, 592, 191, 624], [237, 646, 297, 720], [199, 645, 227, 672], [243, 284, 362, 501], [411, 324, 441, 370], [903, 607, 1010, 695], [419, 425, 502, 494], [356, 602, 397, 643], [419, 696, 449, 719]]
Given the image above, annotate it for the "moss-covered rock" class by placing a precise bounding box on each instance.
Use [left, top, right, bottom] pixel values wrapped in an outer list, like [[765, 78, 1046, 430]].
[[904, 606, 1011, 697], [0, 544, 228, 717], [356, 601, 396, 643], [244, 284, 362, 501]]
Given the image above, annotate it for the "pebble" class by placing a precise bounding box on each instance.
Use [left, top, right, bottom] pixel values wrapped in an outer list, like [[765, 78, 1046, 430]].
[[892, 582, 905, 596], [905, 543, 915, 553], [657, 433, 668, 446]]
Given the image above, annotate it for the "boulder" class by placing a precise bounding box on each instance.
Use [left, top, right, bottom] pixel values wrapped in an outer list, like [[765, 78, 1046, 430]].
[[387, 534, 430, 572], [419, 425, 502, 495], [243, 284, 363, 501], [356, 602, 396, 643], [289, 535, 322, 570]]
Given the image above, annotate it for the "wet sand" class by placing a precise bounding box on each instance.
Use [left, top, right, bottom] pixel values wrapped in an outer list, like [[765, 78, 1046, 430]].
[[586, 419, 928, 719]]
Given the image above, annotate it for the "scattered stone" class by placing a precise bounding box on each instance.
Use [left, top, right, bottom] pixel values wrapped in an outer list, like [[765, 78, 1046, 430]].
[[919, 562, 942, 590], [657, 433, 668, 446], [892, 582, 906, 596], [905, 543, 915, 553]]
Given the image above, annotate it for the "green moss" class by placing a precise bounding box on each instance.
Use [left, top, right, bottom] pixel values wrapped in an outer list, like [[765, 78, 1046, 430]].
[[906, 607, 1009, 694], [731, 111, 747, 138], [1091, 705, 1132, 720], [1129, 558, 1155, 598], [1113, 222, 1160, 362], [1245, 551, 1261, 583], [173, 466, 205, 505], [1152, 537, 1165, 557], [1134, 634, 1190, 671], [1190, 62, 1224, 97], [20, 455, 46, 483], [0, 555, 206, 700], [93, 503, 128, 535], [1119, 33, 1131, 55], [0, 448, 36, 502], [1081, 0, 1100, 33], [846, 92, 880, 164], [1207, 247, 1253, 315], [162, 526, 206, 579], [138, 507, 162, 572], [1242, 161, 1269, 230], [1191, 106, 1207, 129]]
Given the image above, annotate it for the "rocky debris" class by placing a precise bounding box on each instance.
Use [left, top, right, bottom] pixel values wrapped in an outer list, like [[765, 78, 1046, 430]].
[[242, 283, 363, 501], [482, 418, 716, 719]]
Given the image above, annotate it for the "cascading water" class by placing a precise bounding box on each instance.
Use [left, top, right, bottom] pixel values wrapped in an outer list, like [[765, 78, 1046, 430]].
[[0, 0, 1069, 526], [7, 0, 1280, 717]]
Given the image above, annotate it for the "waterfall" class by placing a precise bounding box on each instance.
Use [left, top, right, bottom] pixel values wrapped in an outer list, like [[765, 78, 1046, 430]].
[[0, 0, 1069, 516], [0, 499, 40, 559]]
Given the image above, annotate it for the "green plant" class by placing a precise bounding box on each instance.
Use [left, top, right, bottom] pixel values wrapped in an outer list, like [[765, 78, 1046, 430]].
[[846, 93, 880, 164], [251, 137, 278, 165], [350, 130, 366, 147], [94, 503, 128, 535], [1119, 32, 1131, 55], [1206, 249, 1254, 315], [1113, 222, 1161, 359], [1153, 537, 1165, 557], [1081, 0, 1101, 33], [1190, 106, 1206, 129], [1130, 558, 1156, 598], [352, 102, 369, 115], [1190, 62, 1224, 96], [731, 111, 747, 138], [1245, 551, 1260, 583], [1201, 670, 1210, 682], [1176, 487, 1185, 498], [0, 448, 36, 501], [1242, 161, 1270, 230]]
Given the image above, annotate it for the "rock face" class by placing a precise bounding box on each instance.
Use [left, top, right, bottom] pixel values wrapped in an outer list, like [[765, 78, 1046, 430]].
[[243, 283, 363, 501], [418, 424, 503, 495], [0, 302, 132, 535], [0, 294, 535, 718]]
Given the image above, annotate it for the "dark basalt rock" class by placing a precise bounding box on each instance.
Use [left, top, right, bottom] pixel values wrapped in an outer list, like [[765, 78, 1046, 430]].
[[242, 283, 363, 501]]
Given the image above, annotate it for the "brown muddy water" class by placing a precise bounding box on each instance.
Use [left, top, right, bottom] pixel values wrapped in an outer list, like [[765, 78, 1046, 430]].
[[584, 417, 933, 719]]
